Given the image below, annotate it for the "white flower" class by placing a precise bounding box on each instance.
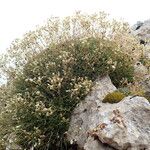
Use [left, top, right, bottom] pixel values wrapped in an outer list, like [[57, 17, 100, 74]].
[[36, 91, 40, 95]]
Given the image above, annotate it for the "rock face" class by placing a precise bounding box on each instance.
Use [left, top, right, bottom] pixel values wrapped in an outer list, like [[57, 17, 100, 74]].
[[134, 61, 148, 78], [132, 19, 150, 42], [134, 61, 150, 93], [67, 76, 150, 150], [67, 75, 116, 149], [132, 19, 150, 59], [132, 20, 150, 93], [88, 97, 150, 150]]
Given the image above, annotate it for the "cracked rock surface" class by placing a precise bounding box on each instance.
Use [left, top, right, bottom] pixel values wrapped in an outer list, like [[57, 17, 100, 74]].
[[67, 76, 150, 150]]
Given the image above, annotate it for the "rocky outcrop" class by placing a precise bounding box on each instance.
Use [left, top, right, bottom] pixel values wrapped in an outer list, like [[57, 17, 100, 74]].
[[134, 61, 150, 92], [67, 76, 150, 150], [67, 75, 116, 149], [132, 20, 150, 93], [87, 96, 150, 150], [132, 19, 150, 42], [132, 19, 150, 59]]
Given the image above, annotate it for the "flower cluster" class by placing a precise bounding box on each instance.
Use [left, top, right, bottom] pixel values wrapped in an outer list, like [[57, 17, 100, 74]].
[[0, 12, 148, 149]]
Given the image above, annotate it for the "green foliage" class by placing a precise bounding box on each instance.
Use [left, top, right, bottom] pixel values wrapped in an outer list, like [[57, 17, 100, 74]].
[[110, 59, 134, 87], [11, 37, 135, 149], [0, 12, 144, 149], [103, 91, 126, 103]]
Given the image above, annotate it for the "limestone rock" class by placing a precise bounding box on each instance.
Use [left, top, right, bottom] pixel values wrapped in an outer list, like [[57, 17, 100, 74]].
[[67, 75, 116, 149], [134, 61, 148, 78], [67, 76, 150, 150], [132, 20, 150, 93], [84, 136, 115, 150], [132, 19, 150, 41], [134, 61, 150, 92], [132, 19, 150, 59], [132, 21, 143, 31], [89, 96, 150, 150]]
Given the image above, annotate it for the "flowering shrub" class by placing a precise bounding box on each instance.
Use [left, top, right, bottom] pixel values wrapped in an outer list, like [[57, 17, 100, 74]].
[[11, 37, 135, 149], [0, 12, 144, 149]]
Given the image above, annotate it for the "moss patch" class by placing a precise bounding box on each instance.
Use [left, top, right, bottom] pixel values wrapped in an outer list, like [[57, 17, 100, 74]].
[[103, 91, 126, 103]]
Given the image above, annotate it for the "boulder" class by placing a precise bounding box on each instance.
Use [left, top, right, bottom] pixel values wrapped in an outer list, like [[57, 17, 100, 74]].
[[67, 76, 150, 150], [132, 19, 150, 59], [134, 61, 150, 93], [88, 96, 150, 150], [132, 19, 150, 41], [132, 20, 150, 94], [67, 75, 116, 149], [132, 21, 143, 31]]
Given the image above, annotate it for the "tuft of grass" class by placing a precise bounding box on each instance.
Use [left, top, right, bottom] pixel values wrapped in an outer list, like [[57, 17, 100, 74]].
[[103, 91, 126, 103]]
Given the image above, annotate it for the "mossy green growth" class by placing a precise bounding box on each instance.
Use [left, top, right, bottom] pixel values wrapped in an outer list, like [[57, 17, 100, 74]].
[[102, 91, 126, 103]]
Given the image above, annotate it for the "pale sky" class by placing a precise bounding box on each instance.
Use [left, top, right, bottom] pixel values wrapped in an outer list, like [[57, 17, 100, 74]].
[[0, 0, 150, 54]]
